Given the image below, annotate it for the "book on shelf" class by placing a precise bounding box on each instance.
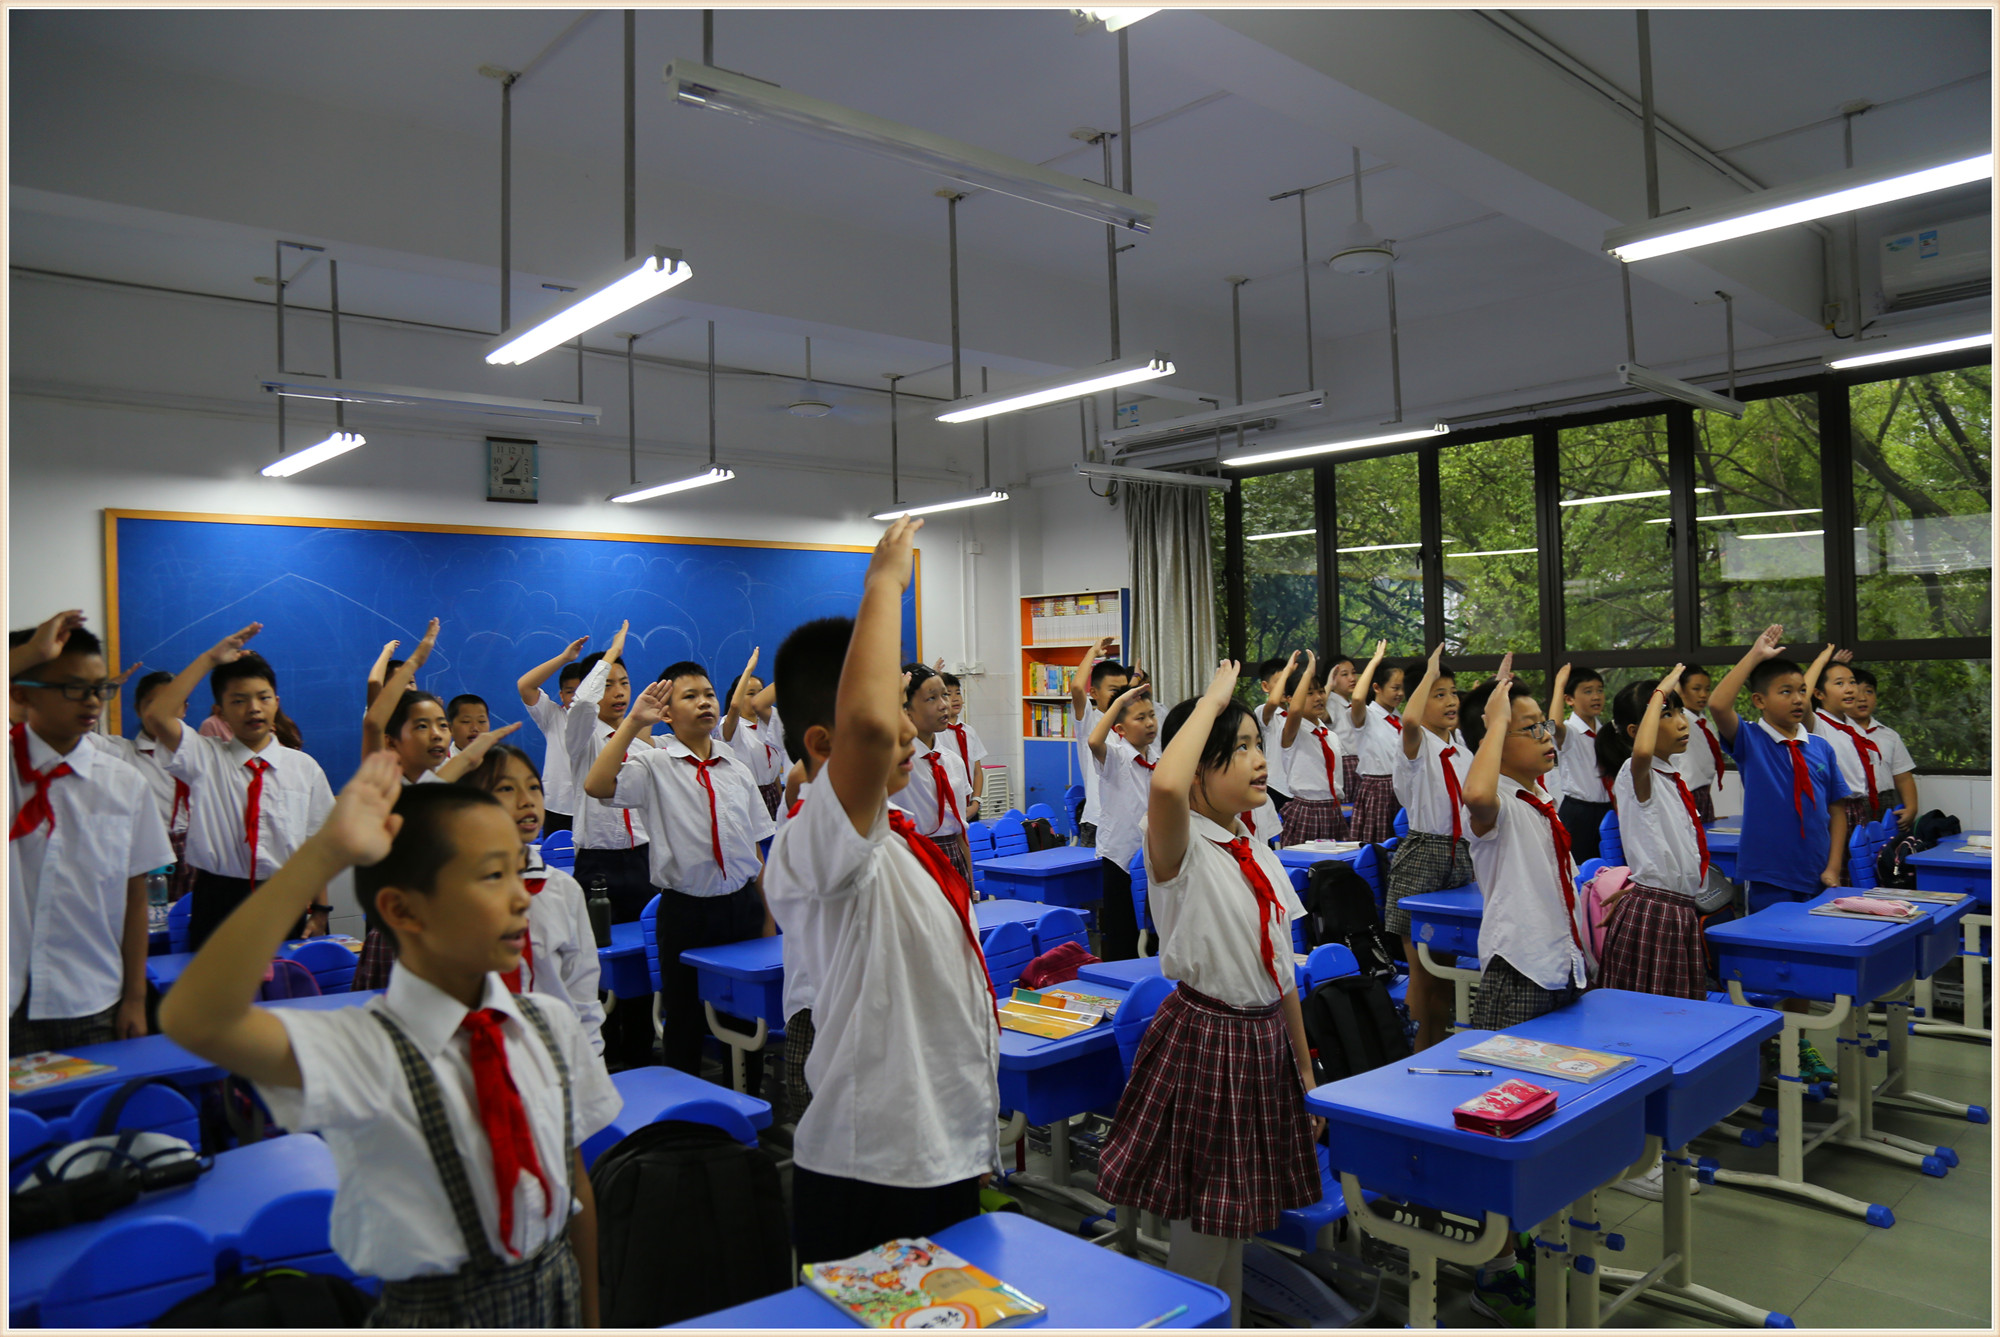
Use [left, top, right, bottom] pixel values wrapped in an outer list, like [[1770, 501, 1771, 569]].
[[1027, 591, 1122, 646], [1456, 1034, 1633, 1083], [802, 1236, 1047, 1328], [10, 1051, 117, 1094], [1026, 703, 1074, 740]]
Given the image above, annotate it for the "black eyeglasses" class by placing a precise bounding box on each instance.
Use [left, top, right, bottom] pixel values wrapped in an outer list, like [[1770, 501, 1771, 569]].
[[1509, 720, 1556, 742], [12, 680, 119, 702]]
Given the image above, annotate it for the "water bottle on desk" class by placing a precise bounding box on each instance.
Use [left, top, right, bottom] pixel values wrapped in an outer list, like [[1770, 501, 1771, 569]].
[[586, 874, 613, 949], [146, 869, 170, 931]]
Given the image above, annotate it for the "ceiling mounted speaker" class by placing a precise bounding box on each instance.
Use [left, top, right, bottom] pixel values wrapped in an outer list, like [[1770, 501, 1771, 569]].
[[787, 398, 833, 418], [1328, 222, 1394, 277]]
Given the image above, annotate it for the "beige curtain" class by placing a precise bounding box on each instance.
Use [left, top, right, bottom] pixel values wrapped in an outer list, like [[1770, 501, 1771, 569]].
[[1124, 482, 1219, 711]]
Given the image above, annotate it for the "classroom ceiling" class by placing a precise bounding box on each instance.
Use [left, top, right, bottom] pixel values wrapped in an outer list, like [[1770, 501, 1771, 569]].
[[10, 7, 1992, 410]]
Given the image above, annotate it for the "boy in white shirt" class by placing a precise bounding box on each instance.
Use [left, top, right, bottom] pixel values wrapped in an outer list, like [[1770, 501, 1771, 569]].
[[162, 759, 619, 1326], [143, 624, 335, 952], [1387, 647, 1473, 1052], [1277, 650, 1350, 846], [1548, 664, 1613, 861], [1674, 664, 1726, 826], [939, 670, 988, 819], [1346, 641, 1407, 845], [762, 517, 1000, 1266], [10, 621, 176, 1053], [1846, 667, 1919, 827], [721, 650, 788, 819], [1087, 681, 1159, 961], [103, 669, 194, 899], [445, 695, 491, 758], [560, 622, 652, 924], [516, 636, 591, 834], [584, 659, 775, 1086], [1069, 637, 1132, 847], [892, 664, 975, 883]]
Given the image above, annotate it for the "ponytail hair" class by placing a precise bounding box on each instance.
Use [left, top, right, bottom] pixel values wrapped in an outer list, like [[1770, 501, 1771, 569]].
[[385, 689, 443, 740], [1597, 678, 1681, 782]]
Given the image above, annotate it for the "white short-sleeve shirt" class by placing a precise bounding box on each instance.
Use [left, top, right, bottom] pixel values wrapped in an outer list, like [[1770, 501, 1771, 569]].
[[1260, 708, 1291, 789], [1392, 726, 1470, 839], [562, 660, 652, 852], [256, 969, 621, 1280], [10, 726, 176, 1018], [772, 781, 818, 1023], [1356, 701, 1404, 777], [521, 846, 607, 1055], [163, 730, 334, 880], [889, 737, 971, 842], [1092, 733, 1158, 874], [1859, 718, 1917, 779], [1283, 717, 1344, 802], [523, 690, 577, 816], [942, 721, 988, 788], [762, 775, 1001, 1188], [1144, 811, 1305, 1009], [1812, 710, 1875, 800], [1611, 760, 1707, 897], [97, 731, 190, 836], [1556, 718, 1612, 804], [607, 736, 772, 897], [1470, 776, 1590, 991], [726, 717, 788, 787], [1676, 711, 1721, 792], [1076, 702, 1105, 826]]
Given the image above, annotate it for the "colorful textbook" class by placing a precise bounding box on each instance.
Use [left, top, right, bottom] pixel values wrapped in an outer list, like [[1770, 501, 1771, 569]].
[[10, 1051, 116, 1095], [1457, 1034, 1632, 1083], [803, 1237, 1046, 1328]]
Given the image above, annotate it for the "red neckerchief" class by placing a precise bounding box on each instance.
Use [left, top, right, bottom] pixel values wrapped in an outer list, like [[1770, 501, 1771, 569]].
[[1208, 833, 1288, 996], [1512, 787, 1588, 968], [8, 724, 74, 842], [1774, 731, 1814, 837], [1439, 743, 1465, 843], [243, 755, 273, 889], [923, 746, 962, 835], [1310, 724, 1339, 796], [680, 754, 727, 871], [1657, 767, 1710, 879], [786, 798, 804, 821], [1383, 712, 1403, 734], [457, 1007, 553, 1257], [501, 874, 548, 993], [1133, 752, 1156, 771], [1692, 714, 1725, 792], [1242, 807, 1258, 835], [947, 722, 973, 773], [1817, 710, 1881, 813], [885, 808, 996, 1015]]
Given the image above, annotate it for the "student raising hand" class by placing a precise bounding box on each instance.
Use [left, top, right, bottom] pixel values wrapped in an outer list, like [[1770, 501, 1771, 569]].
[[628, 679, 672, 729], [10, 609, 88, 677], [433, 720, 523, 783]]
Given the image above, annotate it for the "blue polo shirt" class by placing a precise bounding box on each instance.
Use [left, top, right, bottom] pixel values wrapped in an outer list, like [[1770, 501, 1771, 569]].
[[1730, 718, 1850, 894]]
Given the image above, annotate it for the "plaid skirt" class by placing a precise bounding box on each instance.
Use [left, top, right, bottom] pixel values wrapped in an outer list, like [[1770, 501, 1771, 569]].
[[1384, 830, 1473, 937], [9, 1001, 118, 1057], [1096, 984, 1320, 1236], [944, 837, 973, 886], [370, 1232, 581, 1327], [1841, 795, 1871, 829], [1341, 756, 1361, 808], [353, 928, 398, 991], [784, 1008, 816, 1127], [1348, 773, 1401, 847], [1468, 955, 1584, 1031], [758, 780, 784, 820], [1595, 883, 1707, 1000], [1690, 784, 1715, 827], [1280, 797, 1349, 846]]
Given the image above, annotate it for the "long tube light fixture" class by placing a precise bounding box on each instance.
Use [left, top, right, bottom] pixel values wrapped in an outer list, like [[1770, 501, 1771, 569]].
[[1562, 486, 1715, 507], [1644, 506, 1819, 525], [486, 250, 692, 366], [1247, 527, 1316, 542], [936, 353, 1174, 424], [1074, 462, 1233, 491], [262, 377, 602, 425], [611, 466, 735, 504], [610, 321, 737, 504], [1604, 151, 1992, 262], [1740, 529, 1826, 541], [1618, 363, 1745, 419], [1446, 546, 1539, 558], [872, 489, 1011, 521], [1101, 389, 1326, 454], [666, 60, 1159, 232], [1827, 331, 1992, 370], [1223, 422, 1445, 468], [1073, 8, 1160, 31], [261, 431, 366, 478]]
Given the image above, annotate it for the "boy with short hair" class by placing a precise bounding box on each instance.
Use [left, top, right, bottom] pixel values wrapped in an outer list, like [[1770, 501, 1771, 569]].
[[1070, 638, 1132, 847], [560, 621, 654, 924], [161, 759, 619, 1326], [938, 670, 988, 819], [1277, 651, 1349, 845], [582, 659, 775, 1083], [1087, 680, 1159, 961], [721, 649, 788, 819], [516, 636, 592, 834], [1845, 668, 1918, 828], [1346, 641, 1406, 845], [446, 694, 491, 757], [143, 624, 335, 951], [1674, 664, 1726, 826], [1548, 664, 1613, 860], [1388, 647, 1474, 1052], [10, 621, 176, 1053], [102, 669, 195, 898], [762, 518, 1000, 1266]]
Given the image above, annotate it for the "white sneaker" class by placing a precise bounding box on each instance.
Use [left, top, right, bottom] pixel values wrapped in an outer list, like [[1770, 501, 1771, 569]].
[[1616, 1163, 1665, 1200]]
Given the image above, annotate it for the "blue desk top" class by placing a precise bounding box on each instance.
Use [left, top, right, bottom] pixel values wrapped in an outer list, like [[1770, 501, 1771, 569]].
[[9, 1035, 225, 1115], [607, 921, 645, 951], [1076, 957, 1164, 989], [1277, 844, 1363, 870], [975, 847, 1103, 876], [1706, 898, 1928, 958], [671, 1210, 1228, 1328], [974, 899, 1087, 932], [1397, 887, 1484, 919], [1906, 834, 1994, 873], [998, 980, 1129, 1072], [261, 990, 383, 1011], [680, 935, 785, 981]]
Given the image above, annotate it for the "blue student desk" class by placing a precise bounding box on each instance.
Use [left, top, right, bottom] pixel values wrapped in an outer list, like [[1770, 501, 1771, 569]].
[[1276, 843, 1365, 872], [998, 980, 1131, 1128], [1306, 1030, 1671, 1329], [1398, 886, 1486, 1025], [9, 1134, 345, 1329], [598, 920, 653, 1000], [1905, 832, 1991, 1038], [1074, 953, 1315, 995], [974, 898, 1094, 950], [679, 935, 788, 1093], [9, 1035, 224, 1118], [671, 1210, 1229, 1329], [1706, 895, 1958, 1225], [579, 1064, 772, 1167], [1703, 823, 1741, 881], [1509, 991, 1788, 1327], [974, 847, 1103, 908], [1842, 891, 1987, 1127], [262, 989, 384, 1012]]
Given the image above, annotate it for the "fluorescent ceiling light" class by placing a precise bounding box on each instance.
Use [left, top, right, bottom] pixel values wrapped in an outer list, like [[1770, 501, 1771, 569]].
[[1740, 529, 1825, 541], [1446, 546, 1539, 558], [1562, 486, 1715, 507], [1827, 332, 1993, 370], [1605, 151, 1994, 262], [1247, 528, 1316, 542], [1103, 389, 1326, 454], [608, 466, 735, 504], [872, 489, 1010, 521], [1619, 363, 1746, 419], [667, 61, 1158, 232], [1337, 541, 1424, 554], [936, 354, 1174, 423], [1074, 8, 1160, 31], [1224, 423, 1446, 468], [261, 431, 365, 478], [1075, 462, 1233, 492], [487, 252, 693, 366], [1645, 506, 1822, 525], [261, 377, 602, 425]]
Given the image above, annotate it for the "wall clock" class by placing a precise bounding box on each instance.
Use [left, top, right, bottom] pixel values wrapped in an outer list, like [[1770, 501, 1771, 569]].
[[486, 437, 538, 503]]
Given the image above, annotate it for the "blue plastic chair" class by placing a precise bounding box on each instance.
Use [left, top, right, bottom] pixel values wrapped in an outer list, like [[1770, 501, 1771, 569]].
[[580, 1068, 762, 1166], [282, 939, 355, 993], [1025, 802, 1057, 831], [1112, 975, 1178, 1075], [1352, 844, 1388, 917], [1063, 784, 1086, 835], [167, 895, 192, 953], [257, 958, 321, 1002], [60, 1082, 204, 1157], [1598, 808, 1625, 866], [981, 921, 1034, 995], [1304, 943, 1360, 991], [1848, 825, 1880, 889], [992, 815, 1029, 858], [1032, 906, 1090, 955], [1128, 851, 1156, 956], [642, 892, 663, 990], [539, 829, 576, 874], [1393, 808, 1410, 840], [967, 821, 995, 894], [1576, 856, 1605, 891]]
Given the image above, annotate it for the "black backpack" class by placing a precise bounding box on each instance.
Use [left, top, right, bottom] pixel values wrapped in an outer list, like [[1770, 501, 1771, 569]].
[[1302, 975, 1411, 1086], [153, 1267, 375, 1327], [1022, 817, 1063, 852], [589, 1119, 791, 1326], [1302, 860, 1403, 977], [1913, 809, 1963, 846], [1877, 810, 1959, 889]]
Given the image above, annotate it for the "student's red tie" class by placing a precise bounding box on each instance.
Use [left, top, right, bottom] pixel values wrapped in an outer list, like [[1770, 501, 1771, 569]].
[[1383, 713, 1403, 734], [948, 722, 973, 773], [501, 875, 548, 994], [8, 724, 72, 842], [1657, 767, 1710, 879], [1311, 725, 1340, 796], [680, 755, 727, 871], [925, 751, 962, 836], [620, 748, 637, 847], [1438, 745, 1465, 842], [1694, 715, 1725, 792], [1511, 789, 1588, 965], [885, 808, 996, 1012], [243, 757, 272, 888], [1817, 711, 1881, 813], [457, 1008, 553, 1257], [169, 779, 190, 830], [1133, 754, 1156, 771], [1209, 835, 1289, 996], [1780, 738, 1813, 837]]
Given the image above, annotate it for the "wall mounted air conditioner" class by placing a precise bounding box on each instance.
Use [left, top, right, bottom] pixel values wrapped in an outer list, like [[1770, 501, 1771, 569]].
[[1879, 215, 1991, 312]]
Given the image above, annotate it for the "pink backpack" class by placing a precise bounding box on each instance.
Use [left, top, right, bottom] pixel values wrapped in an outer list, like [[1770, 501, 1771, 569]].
[[1580, 864, 1633, 964]]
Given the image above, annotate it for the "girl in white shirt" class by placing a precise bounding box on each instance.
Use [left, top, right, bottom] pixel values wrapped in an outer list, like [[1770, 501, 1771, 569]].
[[1346, 641, 1407, 845], [1096, 662, 1321, 1327], [1596, 670, 1710, 1001], [1276, 651, 1351, 846], [1675, 665, 1726, 826]]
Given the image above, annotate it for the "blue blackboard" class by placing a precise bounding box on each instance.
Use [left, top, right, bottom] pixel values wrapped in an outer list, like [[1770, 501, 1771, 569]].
[[107, 511, 920, 784]]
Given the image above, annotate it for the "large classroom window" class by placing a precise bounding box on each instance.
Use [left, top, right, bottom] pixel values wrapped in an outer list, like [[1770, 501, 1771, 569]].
[[1214, 353, 1992, 773]]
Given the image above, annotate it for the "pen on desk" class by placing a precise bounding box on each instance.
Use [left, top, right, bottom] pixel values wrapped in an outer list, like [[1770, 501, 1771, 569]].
[[1407, 1067, 1493, 1076], [1138, 1304, 1189, 1328]]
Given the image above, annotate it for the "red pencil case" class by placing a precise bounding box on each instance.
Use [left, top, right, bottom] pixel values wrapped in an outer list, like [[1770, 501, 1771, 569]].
[[1453, 1078, 1558, 1137]]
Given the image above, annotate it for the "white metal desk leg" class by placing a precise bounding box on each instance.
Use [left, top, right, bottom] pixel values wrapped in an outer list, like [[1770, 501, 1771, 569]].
[[1338, 1173, 1509, 1329], [1417, 943, 1479, 1028], [1875, 995, 1983, 1128], [1965, 914, 1991, 1037], [1825, 1008, 1946, 1174], [1566, 1189, 1601, 1327], [1533, 1212, 1568, 1328], [702, 1002, 767, 1094]]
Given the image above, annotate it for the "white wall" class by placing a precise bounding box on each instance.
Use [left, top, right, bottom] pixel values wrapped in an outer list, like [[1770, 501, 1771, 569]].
[[1703, 775, 1990, 828]]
